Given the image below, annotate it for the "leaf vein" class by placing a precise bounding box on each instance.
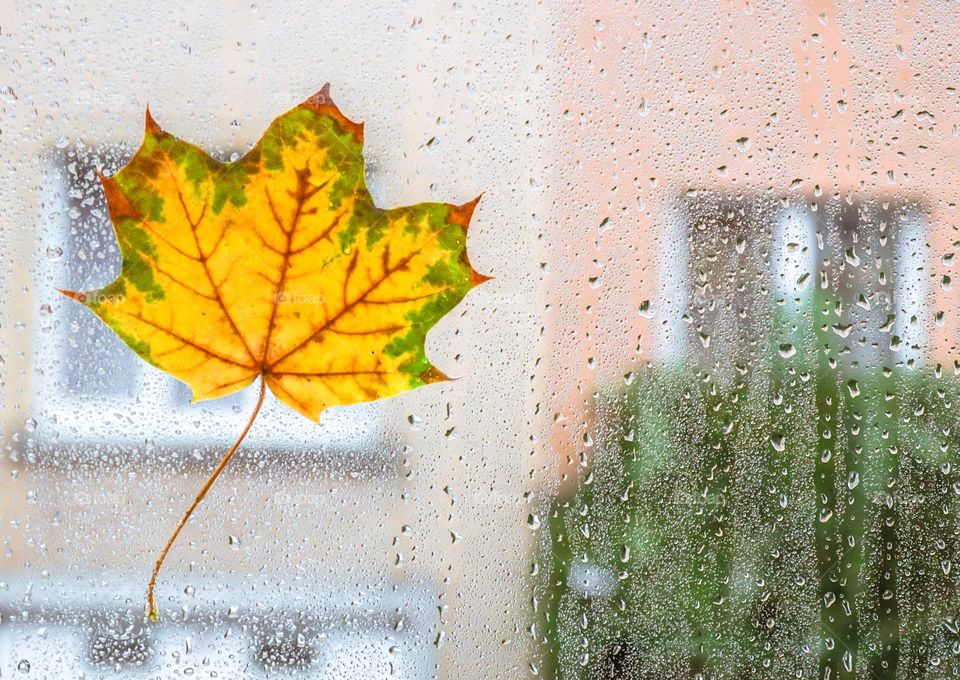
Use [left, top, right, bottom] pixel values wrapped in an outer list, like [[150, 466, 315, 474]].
[[113, 308, 256, 369]]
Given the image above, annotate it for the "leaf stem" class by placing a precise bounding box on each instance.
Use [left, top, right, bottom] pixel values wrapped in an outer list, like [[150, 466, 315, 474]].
[[146, 376, 266, 621]]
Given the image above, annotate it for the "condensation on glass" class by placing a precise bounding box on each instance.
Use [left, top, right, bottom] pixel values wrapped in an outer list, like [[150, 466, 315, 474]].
[[0, 2, 541, 678], [539, 2, 960, 679], [2, 1, 960, 679]]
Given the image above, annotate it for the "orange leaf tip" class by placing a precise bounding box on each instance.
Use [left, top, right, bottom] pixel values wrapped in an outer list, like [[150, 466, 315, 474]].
[[144, 105, 163, 136], [419, 366, 452, 384], [470, 269, 494, 286], [449, 194, 493, 285], [57, 288, 86, 304], [306, 82, 333, 107], [450, 193, 483, 232], [98, 173, 138, 221], [302, 83, 364, 142]]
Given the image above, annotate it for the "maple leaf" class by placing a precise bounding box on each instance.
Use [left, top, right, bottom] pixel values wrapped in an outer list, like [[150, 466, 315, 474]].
[[61, 85, 487, 619]]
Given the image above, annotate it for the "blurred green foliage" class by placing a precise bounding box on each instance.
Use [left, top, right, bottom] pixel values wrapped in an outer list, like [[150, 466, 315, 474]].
[[540, 302, 960, 678]]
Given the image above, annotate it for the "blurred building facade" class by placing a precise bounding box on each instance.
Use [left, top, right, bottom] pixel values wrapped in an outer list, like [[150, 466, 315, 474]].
[[2, 0, 960, 677], [544, 0, 960, 491]]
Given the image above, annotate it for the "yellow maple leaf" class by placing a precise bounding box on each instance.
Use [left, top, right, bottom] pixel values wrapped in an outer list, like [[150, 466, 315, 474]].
[[61, 85, 487, 619]]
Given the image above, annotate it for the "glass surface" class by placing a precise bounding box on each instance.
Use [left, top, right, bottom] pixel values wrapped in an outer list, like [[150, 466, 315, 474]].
[[2, 1, 959, 678]]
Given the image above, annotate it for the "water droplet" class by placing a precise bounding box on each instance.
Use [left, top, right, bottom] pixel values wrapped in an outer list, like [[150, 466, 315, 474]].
[[844, 247, 860, 266], [831, 323, 852, 338], [778, 343, 796, 358]]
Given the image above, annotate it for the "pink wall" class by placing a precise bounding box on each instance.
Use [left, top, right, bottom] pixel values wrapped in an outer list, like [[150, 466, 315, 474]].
[[544, 0, 960, 484]]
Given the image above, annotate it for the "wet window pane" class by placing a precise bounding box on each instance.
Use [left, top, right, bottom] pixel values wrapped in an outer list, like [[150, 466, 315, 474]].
[[540, 2, 960, 678], [2, 1, 960, 678]]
